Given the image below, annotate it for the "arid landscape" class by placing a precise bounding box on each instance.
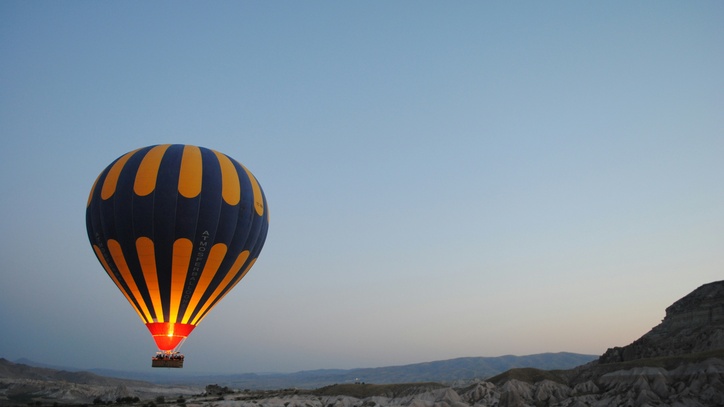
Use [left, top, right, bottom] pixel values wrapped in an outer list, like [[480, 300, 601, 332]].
[[2, 280, 723, 407]]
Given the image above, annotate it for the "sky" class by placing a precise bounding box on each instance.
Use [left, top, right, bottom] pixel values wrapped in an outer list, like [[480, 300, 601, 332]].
[[1, 1, 722, 375]]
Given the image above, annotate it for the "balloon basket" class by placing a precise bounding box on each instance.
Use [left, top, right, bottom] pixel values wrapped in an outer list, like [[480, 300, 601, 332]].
[[152, 352, 184, 368]]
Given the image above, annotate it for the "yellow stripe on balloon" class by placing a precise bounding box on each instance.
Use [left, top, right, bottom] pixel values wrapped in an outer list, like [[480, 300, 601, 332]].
[[190, 250, 250, 326], [243, 165, 264, 216], [213, 151, 240, 205], [169, 238, 193, 323], [101, 149, 139, 200], [93, 245, 146, 323], [178, 145, 203, 198], [107, 239, 154, 323], [136, 237, 164, 322], [134, 144, 171, 197], [181, 243, 228, 324]]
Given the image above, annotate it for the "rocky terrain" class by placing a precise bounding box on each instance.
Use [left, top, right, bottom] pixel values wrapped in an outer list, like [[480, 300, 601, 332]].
[[1, 280, 723, 406], [0, 359, 199, 405], [599, 280, 724, 363]]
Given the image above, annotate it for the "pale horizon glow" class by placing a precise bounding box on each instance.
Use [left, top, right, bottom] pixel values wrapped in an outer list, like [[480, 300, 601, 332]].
[[0, 1, 722, 374]]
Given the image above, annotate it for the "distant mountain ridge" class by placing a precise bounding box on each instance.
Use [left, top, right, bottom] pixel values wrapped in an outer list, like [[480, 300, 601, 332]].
[[5, 352, 597, 390], [164, 352, 597, 389], [0, 358, 144, 386]]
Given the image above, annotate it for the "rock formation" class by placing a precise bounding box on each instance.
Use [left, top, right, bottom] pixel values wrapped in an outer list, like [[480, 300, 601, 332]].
[[599, 280, 724, 363]]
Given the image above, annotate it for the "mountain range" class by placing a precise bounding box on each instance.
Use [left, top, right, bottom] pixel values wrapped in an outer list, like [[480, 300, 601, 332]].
[[4, 351, 596, 390]]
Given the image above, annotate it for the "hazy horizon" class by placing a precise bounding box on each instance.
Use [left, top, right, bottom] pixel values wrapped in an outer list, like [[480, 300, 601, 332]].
[[1, 1, 722, 375], [7, 350, 601, 375]]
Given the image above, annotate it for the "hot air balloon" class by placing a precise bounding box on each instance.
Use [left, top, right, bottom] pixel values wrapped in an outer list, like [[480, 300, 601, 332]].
[[86, 144, 269, 368]]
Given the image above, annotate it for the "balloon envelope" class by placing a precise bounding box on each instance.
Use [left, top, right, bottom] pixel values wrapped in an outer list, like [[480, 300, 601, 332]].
[[86, 144, 269, 351]]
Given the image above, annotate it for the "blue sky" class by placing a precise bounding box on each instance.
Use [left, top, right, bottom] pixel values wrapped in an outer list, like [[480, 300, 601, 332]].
[[1, 1, 722, 374]]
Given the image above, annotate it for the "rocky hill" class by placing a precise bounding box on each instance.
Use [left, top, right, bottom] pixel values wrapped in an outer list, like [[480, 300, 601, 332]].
[[0, 359, 199, 405], [190, 280, 724, 406], [477, 279, 724, 406], [183, 280, 724, 406], [599, 279, 724, 363], [0, 359, 146, 386]]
